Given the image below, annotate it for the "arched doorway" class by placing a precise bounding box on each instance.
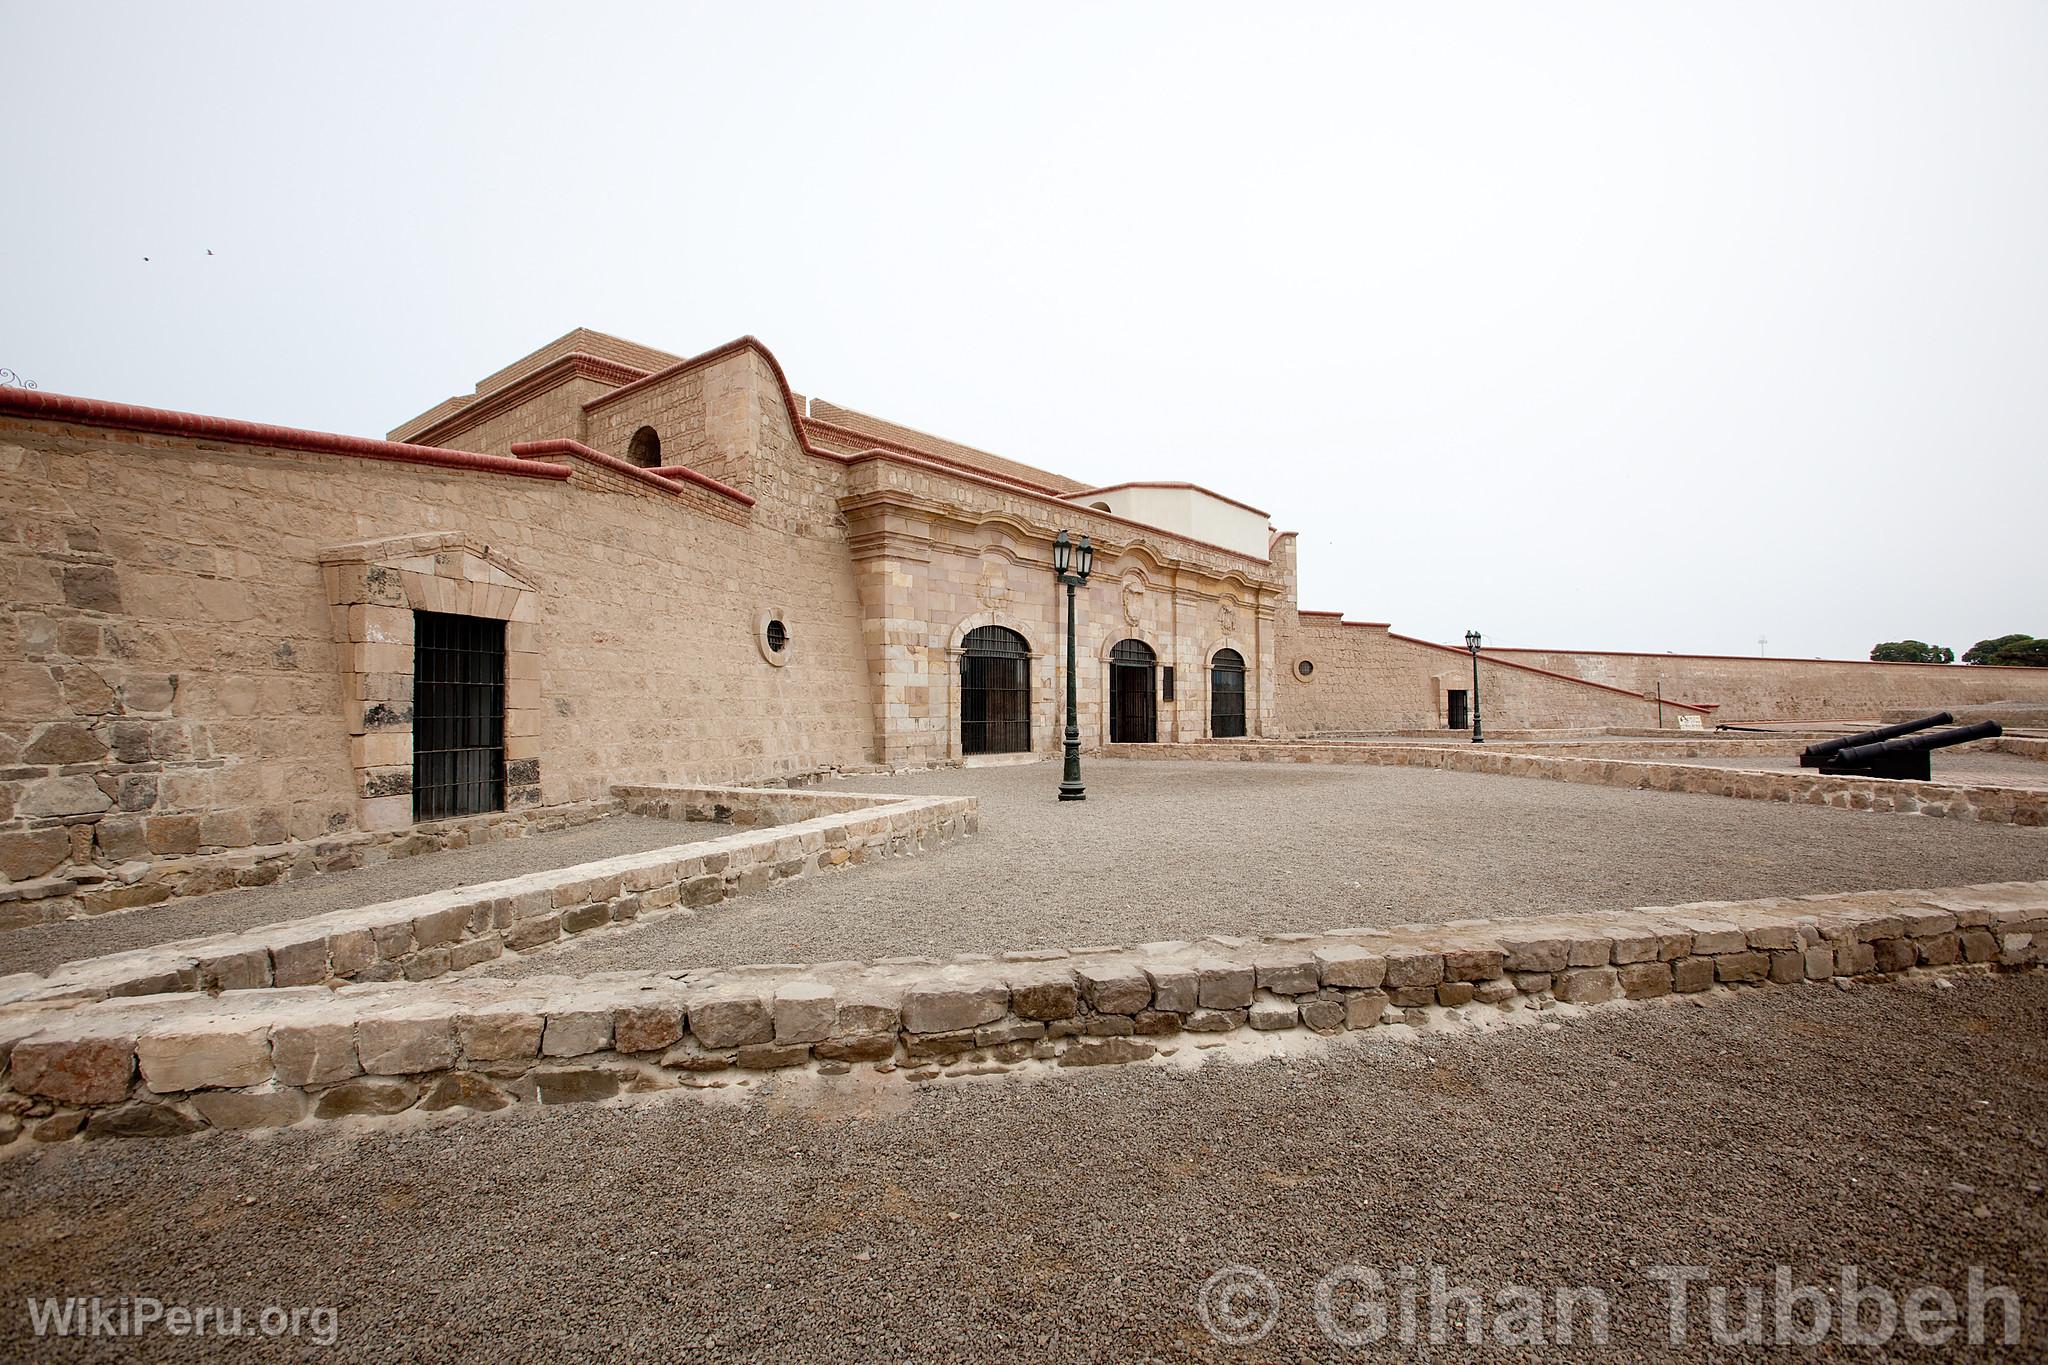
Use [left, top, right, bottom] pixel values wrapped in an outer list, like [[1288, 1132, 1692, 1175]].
[[1109, 638, 1157, 743], [1210, 647, 1247, 738], [960, 625, 1031, 755]]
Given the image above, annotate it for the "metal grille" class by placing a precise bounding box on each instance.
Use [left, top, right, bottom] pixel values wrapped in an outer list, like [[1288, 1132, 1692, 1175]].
[[1109, 638, 1157, 743], [961, 625, 1030, 755], [412, 611, 506, 820], [1211, 648, 1247, 738]]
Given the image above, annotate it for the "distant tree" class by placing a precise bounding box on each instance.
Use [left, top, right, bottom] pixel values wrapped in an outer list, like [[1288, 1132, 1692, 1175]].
[[1984, 637, 2048, 668], [1869, 640, 1954, 664], [1963, 633, 2042, 665]]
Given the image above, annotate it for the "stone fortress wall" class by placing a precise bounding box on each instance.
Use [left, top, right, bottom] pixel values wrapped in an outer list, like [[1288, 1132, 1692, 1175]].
[[1483, 647, 2048, 723], [0, 391, 878, 906], [1273, 611, 1714, 733], [1266, 534, 2048, 733]]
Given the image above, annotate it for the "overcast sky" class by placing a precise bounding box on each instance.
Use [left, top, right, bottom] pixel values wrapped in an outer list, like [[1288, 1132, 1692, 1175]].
[[4, 2, 2042, 661]]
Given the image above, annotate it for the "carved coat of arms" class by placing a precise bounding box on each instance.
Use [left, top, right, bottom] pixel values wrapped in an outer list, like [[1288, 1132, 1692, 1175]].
[[975, 559, 1010, 611]]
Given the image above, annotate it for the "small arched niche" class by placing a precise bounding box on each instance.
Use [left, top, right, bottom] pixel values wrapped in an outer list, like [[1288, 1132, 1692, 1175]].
[[627, 426, 662, 468]]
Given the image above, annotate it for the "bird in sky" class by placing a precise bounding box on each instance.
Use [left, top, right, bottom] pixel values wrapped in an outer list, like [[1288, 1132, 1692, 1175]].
[[207, 249, 214, 256]]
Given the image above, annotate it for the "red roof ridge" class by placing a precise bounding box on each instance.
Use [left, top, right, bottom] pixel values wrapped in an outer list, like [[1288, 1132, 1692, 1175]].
[[803, 417, 1069, 496], [580, 334, 1274, 569], [510, 439, 755, 508], [0, 386, 570, 484], [806, 399, 1088, 494]]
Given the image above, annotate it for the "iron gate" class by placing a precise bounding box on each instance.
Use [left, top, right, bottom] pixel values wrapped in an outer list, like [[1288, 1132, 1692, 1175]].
[[412, 611, 506, 820], [1210, 648, 1247, 738], [1109, 638, 1157, 743], [961, 625, 1031, 754]]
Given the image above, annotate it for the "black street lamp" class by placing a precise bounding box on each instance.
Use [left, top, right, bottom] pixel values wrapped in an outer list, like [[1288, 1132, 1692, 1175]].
[[1464, 629, 1484, 743], [1054, 529, 1095, 801]]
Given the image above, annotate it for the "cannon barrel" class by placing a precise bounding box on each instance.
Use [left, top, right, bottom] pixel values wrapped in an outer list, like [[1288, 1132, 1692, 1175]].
[[1800, 712, 1952, 765], [1833, 720, 2001, 767]]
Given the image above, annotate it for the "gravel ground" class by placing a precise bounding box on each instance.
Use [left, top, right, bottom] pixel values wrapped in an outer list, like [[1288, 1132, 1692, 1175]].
[[0, 816, 716, 978], [1, 973, 2041, 1362], [487, 759, 2048, 974]]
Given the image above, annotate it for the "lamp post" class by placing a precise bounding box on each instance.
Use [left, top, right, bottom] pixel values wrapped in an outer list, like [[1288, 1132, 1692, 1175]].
[[1464, 629, 1484, 744], [1054, 529, 1094, 801]]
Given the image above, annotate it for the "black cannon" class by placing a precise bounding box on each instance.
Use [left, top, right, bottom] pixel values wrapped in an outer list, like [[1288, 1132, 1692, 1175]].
[[1799, 712, 1952, 768], [1813, 720, 2002, 781]]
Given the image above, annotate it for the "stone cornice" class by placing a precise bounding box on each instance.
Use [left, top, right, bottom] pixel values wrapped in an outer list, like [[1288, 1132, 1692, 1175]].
[[838, 465, 1281, 591]]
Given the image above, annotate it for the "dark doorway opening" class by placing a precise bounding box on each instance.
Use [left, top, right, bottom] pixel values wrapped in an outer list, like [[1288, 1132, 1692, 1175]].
[[961, 625, 1031, 755], [1210, 647, 1247, 738], [1109, 638, 1157, 743], [1447, 688, 1469, 730], [413, 611, 506, 820]]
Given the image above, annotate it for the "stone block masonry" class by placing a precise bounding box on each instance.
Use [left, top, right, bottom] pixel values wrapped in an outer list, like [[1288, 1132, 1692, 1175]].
[[0, 798, 621, 933], [1, 879, 2039, 1145], [1102, 742, 2048, 826], [2, 786, 975, 1008]]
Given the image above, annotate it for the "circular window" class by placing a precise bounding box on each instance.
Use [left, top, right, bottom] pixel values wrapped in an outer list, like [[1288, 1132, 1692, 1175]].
[[1296, 659, 1315, 679], [756, 609, 791, 667]]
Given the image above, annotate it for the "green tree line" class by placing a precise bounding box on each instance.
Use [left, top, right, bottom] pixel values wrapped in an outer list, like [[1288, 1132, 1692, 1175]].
[[1868, 634, 2048, 666]]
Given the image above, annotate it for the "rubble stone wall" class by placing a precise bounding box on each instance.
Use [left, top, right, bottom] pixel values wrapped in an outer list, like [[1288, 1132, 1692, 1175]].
[[1101, 741, 2048, 826], [2, 880, 2039, 1144], [3, 786, 975, 1006], [0, 797, 618, 932]]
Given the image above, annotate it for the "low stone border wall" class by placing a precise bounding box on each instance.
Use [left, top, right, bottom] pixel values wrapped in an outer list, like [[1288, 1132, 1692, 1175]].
[[0, 799, 622, 931], [1, 879, 2039, 1145], [0, 787, 975, 1009], [1992, 736, 2048, 762], [1303, 727, 1761, 741], [612, 784, 903, 826], [1104, 742, 2048, 826]]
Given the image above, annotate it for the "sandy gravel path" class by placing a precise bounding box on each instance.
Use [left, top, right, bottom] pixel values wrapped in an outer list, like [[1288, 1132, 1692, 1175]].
[[1, 972, 2040, 1360]]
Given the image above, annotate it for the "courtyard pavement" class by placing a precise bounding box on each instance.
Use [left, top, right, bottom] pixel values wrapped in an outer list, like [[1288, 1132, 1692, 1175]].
[[2, 972, 2039, 1360], [488, 758, 2048, 974]]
